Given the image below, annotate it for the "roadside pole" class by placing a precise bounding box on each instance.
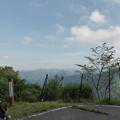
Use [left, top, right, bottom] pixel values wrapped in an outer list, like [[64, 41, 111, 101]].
[[8, 79, 14, 105]]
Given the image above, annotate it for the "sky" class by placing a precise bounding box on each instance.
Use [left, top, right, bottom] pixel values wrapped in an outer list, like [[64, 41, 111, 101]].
[[1, 0, 120, 70]]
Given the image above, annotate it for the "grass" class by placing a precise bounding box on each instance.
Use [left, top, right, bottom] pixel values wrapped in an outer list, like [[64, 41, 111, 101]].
[[72, 105, 109, 115], [7, 99, 120, 119], [7, 102, 70, 119], [96, 98, 120, 105], [7, 100, 95, 119]]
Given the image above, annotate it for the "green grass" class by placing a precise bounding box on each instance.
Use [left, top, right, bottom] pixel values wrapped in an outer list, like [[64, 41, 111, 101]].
[[96, 98, 120, 105], [7, 102, 70, 119], [8, 99, 120, 119], [72, 105, 109, 115]]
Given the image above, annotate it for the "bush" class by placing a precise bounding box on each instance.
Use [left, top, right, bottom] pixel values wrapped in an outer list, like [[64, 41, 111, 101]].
[[97, 98, 120, 105], [62, 83, 79, 100], [62, 83, 93, 102], [21, 83, 41, 102], [43, 75, 63, 101], [80, 84, 93, 99]]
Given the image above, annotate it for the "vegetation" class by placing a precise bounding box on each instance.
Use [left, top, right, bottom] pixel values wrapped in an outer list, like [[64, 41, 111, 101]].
[[41, 75, 63, 101], [62, 83, 93, 102], [0, 66, 42, 102], [0, 66, 24, 101], [76, 42, 120, 100], [40, 75, 93, 102], [96, 98, 120, 105], [0, 66, 93, 103], [0, 42, 120, 119], [7, 102, 70, 119]]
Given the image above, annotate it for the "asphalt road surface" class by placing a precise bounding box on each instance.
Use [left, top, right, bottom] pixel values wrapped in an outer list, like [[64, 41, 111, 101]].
[[18, 105, 120, 120]]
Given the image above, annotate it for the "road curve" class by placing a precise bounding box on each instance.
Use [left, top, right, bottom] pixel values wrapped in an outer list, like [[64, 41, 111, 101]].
[[18, 105, 120, 120]]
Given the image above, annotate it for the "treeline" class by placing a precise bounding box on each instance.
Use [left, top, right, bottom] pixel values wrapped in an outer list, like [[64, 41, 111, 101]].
[[0, 66, 93, 103], [1, 43, 120, 103], [40, 75, 93, 102]]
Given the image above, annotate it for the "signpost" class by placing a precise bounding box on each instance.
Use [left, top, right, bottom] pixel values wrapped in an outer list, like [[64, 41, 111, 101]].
[[8, 79, 14, 105]]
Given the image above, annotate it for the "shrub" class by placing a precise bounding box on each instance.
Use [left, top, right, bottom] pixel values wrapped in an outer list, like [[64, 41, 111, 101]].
[[97, 98, 120, 105], [62, 83, 93, 102]]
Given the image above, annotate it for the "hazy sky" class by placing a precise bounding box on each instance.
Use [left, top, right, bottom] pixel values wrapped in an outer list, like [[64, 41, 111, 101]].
[[1, 0, 120, 70]]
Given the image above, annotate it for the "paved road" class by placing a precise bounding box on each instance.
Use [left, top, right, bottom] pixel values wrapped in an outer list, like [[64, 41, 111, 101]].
[[18, 105, 120, 120]]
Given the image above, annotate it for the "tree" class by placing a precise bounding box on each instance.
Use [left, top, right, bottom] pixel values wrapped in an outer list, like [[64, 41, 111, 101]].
[[44, 75, 64, 101], [62, 83, 93, 102], [75, 70, 84, 98], [20, 83, 41, 102], [0, 66, 22, 102], [0, 66, 43, 102], [76, 43, 120, 100]]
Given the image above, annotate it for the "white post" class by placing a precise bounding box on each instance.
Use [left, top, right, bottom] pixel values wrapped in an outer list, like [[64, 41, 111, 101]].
[[8, 79, 14, 105]]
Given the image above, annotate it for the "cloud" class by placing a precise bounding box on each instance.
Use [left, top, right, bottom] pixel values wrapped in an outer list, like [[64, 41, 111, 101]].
[[55, 12, 64, 17], [114, 48, 120, 57], [89, 10, 107, 24], [113, 41, 120, 48], [31, 0, 48, 7], [21, 37, 33, 45], [55, 24, 66, 33], [45, 34, 66, 43], [104, 0, 120, 4], [66, 25, 120, 46], [111, 0, 120, 3], [69, 4, 88, 14], [0, 43, 10, 47], [45, 35, 57, 41], [62, 44, 70, 48], [62, 52, 83, 57], [36, 43, 56, 48], [1, 56, 15, 60]]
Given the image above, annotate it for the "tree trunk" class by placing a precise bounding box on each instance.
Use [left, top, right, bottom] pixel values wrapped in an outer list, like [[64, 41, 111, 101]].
[[108, 67, 111, 100], [79, 74, 83, 98], [96, 67, 104, 100]]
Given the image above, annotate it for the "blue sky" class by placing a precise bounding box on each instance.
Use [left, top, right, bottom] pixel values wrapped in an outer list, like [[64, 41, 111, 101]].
[[1, 0, 120, 70]]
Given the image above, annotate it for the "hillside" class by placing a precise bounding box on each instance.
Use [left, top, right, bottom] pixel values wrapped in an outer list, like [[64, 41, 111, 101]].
[[19, 68, 81, 85]]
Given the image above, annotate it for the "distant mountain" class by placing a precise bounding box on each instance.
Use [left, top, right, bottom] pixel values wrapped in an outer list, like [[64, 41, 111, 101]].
[[63, 74, 80, 84], [19, 68, 81, 85]]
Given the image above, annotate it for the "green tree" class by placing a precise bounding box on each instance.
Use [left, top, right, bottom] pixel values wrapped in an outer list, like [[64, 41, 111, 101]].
[[0, 66, 21, 101], [62, 83, 93, 102], [76, 43, 120, 100], [0, 66, 42, 102], [44, 75, 63, 101], [20, 83, 41, 102]]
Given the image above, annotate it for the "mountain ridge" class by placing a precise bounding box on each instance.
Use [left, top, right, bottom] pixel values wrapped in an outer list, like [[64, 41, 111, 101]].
[[19, 68, 81, 85]]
